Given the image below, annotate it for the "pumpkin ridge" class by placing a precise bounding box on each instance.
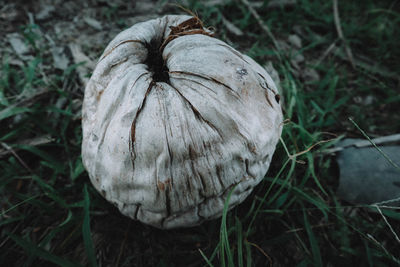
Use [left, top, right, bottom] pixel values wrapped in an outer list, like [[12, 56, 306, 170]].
[[129, 81, 154, 166], [169, 70, 242, 101], [100, 39, 144, 62], [168, 83, 223, 139]]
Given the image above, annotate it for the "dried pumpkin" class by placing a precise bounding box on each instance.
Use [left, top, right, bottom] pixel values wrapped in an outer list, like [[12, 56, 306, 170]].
[[82, 15, 283, 229]]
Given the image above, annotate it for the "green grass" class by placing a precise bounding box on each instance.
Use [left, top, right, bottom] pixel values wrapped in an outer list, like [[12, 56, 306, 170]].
[[1, 0, 400, 266]]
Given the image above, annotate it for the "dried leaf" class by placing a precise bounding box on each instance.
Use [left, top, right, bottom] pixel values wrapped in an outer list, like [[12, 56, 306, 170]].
[[68, 43, 95, 86], [266, 0, 297, 9], [221, 15, 243, 36], [51, 46, 70, 70], [36, 5, 55, 21], [288, 34, 302, 49], [302, 68, 320, 83], [7, 33, 30, 56], [84, 17, 103, 30]]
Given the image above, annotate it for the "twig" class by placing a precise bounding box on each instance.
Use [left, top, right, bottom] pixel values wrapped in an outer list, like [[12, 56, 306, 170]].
[[0, 143, 34, 173], [0, 135, 54, 158], [367, 234, 400, 264], [374, 205, 400, 245], [240, 0, 282, 60], [290, 139, 336, 158], [372, 196, 400, 206], [323, 133, 400, 154], [315, 40, 338, 66], [349, 118, 400, 170], [245, 239, 273, 266], [333, 0, 355, 68], [286, 223, 334, 233], [333, 49, 399, 80], [280, 136, 337, 163], [354, 134, 400, 148]]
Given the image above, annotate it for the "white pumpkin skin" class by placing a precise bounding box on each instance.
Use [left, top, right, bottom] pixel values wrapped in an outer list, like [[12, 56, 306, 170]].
[[82, 15, 283, 229]]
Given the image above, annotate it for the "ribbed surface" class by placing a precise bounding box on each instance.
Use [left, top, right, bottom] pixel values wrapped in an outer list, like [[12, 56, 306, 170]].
[[82, 15, 283, 229]]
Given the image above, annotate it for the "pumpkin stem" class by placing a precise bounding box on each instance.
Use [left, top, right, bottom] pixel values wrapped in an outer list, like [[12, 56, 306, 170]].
[[144, 39, 170, 84]]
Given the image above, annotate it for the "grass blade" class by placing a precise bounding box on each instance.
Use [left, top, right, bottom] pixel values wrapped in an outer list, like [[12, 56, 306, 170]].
[[236, 217, 244, 267], [245, 240, 252, 267], [82, 184, 97, 267], [8, 234, 78, 267], [303, 208, 322, 266], [220, 186, 236, 267], [0, 194, 40, 216], [349, 117, 400, 170], [199, 249, 214, 267], [246, 158, 291, 236], [306, 153, 328, 196], [0, 106, 30, 121]]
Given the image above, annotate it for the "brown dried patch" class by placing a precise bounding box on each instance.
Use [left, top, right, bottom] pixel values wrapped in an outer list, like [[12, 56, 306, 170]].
[[157, 178, 172, 191], [248, 143, 257, 154], [265, 91, 273, 107], [157, 181, 165, 191], [160, 16, 214, 51], [275, 94, 280, 103], [96, 90, 104, 102], [129, 81, 155, 165]]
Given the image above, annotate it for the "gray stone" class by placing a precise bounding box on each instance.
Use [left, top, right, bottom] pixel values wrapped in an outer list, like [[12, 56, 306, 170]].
[[336, 139, 400, 206]]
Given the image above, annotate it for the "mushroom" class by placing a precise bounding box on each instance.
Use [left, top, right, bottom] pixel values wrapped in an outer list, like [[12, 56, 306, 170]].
[[82, 15, 283, 229]]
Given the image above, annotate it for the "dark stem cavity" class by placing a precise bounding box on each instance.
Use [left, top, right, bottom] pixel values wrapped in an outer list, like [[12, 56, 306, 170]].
[[145, 39, 170, 84]]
